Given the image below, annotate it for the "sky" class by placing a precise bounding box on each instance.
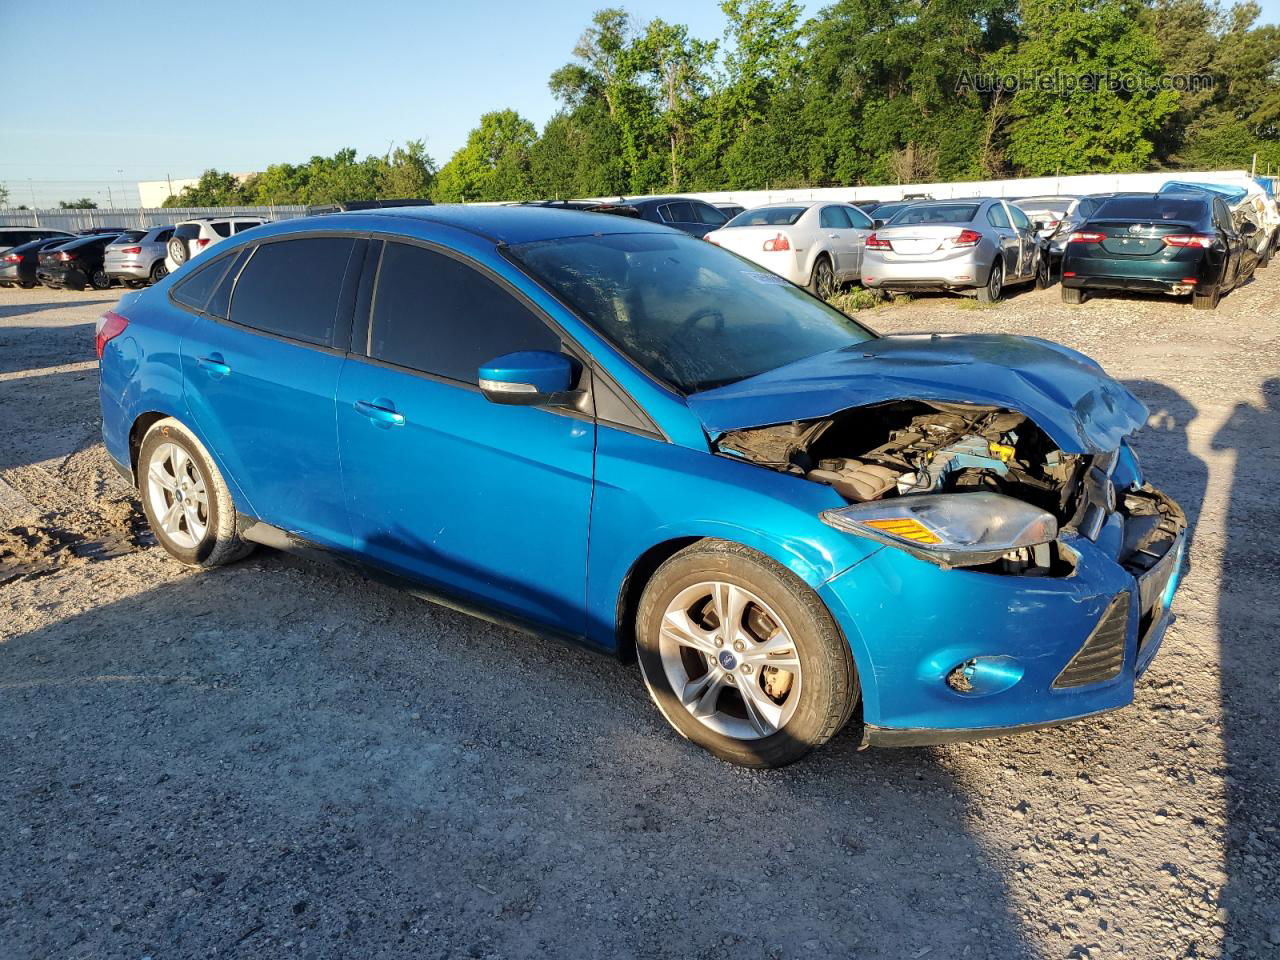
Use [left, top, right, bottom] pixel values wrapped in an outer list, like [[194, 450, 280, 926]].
[[2, 0, 1279, 208]]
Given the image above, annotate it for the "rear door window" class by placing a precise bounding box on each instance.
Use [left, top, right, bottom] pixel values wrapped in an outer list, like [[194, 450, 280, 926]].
[[210, 222, 234, 238], [659, 202, 695, 224], [986, 204, 1011, 229], [368, 241, 560, 384], [171, 254, 235, 310], [819, 206, 852, 228], [233, 221, 262, 234], [228, 237, 356, 346]]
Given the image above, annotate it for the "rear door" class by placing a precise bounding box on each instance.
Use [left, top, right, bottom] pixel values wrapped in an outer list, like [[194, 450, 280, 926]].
[[336, 239, 595, 632], [818, 205, 855, 277], [1004, 202, 1038, 280], [845, 204, 874, 275], [1213, 198, 1243, 288], [179, 235, 362, 547], [986, 202, 1021, 277]]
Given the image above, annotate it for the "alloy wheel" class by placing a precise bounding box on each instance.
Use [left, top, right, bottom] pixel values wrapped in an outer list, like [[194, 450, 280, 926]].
[[146, 442, 209, 549], [815, 259, 835, 300], [654, 580, 804, 740]]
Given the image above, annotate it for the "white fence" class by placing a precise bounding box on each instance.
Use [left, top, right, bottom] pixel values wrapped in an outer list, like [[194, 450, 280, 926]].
[[0, 206, 308, 232]]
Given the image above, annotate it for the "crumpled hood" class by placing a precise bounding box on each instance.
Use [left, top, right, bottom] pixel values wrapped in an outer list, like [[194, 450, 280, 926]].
[[687, 333, 1149, 454]]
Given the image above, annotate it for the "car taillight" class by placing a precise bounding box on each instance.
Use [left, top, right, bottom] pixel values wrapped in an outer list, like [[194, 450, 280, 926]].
[[196, 238, 211, 248], [1067, 231, 1105, 243], [3, 253, 20, 263], [95, 310, 128, 360], [949, 229, 982, 248], [866, 233, 892, 250], [120, 246, 142, 254], [56, 251, 75, 261], [762, 233, 790, 252], [1043, 219, 1060, 229], [1163, 234, 1214, 249]]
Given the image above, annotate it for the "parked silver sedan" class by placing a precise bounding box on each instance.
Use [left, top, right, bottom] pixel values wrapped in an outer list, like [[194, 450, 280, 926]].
[[104, 225, 175, 287], [861, 198, 1048, 302], [703, 201, 874, 298]]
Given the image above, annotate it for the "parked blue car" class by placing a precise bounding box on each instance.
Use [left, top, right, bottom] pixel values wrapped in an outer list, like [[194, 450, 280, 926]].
[[97, 205, 1187, 768]]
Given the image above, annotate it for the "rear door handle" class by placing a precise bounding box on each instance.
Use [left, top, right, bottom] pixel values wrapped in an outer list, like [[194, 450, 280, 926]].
[[198, 354, 231, 377], [355, 399, 405, 426]]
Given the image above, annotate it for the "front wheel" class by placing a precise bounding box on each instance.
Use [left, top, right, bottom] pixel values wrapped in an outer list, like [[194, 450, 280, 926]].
[[138, 418, 255, 567], [976, 260, 1003, 302], [1034, 253, 1051, 289], [636, 540, 859, 768]]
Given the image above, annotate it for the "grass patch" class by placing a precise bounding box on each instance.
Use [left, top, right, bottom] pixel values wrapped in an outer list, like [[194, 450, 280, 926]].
[[829, 288, 914, 311], [955, 298, 1001, 310]]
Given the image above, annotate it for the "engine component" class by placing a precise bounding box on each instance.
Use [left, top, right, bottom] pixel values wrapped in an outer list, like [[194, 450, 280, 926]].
[[806, 459, 900, 502]]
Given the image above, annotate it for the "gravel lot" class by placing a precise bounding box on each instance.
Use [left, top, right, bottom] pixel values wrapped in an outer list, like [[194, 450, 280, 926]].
[[1, 274, 1277, 960]]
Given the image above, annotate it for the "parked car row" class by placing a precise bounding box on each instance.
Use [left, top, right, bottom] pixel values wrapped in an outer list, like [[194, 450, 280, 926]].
[[0, 215, 267, 291]]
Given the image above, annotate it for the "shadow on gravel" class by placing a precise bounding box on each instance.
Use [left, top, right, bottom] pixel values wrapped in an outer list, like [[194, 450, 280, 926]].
[[0, 323, 96, 375], [0, 551, 1041, 959], [0, 298, 114, 320], [1210, 376, 1280, 955]]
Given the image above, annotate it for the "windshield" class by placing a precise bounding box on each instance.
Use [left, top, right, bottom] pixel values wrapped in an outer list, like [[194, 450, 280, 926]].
[[888, 203, 980, 225], [510, 232, 874, 393], [725, 206, 807, 227]]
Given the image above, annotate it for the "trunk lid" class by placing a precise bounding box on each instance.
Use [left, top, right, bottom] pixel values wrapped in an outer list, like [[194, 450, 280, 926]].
[[1090, 219, 1196, 258], [687, 333, 1148, 454], [873, 225, 972, 259]]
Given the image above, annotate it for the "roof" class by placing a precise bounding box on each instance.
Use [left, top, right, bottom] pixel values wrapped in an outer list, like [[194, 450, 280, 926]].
[[298, 203, 677, 245]]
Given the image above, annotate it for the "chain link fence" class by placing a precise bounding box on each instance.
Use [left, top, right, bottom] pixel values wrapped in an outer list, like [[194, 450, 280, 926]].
[[0, 206, 309, 232]]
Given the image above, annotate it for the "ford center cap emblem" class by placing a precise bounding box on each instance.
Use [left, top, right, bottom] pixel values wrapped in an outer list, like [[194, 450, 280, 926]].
[[718, 650, 738, 670]]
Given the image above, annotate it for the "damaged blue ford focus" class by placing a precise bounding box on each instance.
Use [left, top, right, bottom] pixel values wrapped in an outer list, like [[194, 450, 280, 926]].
[[97, 205, 1187, 768]]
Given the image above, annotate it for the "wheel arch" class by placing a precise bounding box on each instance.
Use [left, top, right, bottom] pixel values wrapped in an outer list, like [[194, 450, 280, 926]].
[[128, 410, 254, 514], [613, 536, 703, 664]]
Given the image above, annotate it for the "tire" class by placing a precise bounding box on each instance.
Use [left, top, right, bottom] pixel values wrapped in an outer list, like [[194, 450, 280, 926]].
[[808, 255, 836, 300], [976, 260, 1003, 302], [19, 281, 37, 289], [1061, 285, 1085, 305], [167, 236, 189, 267], [126, 279, 146, 289], [90, 268, 111, 290], [1191, 285, 1220, 310], [137, 418, 255, 567], [149, 260, 168, 284], [635, 539, 859, 768], [1259, 238, 1272, 269]]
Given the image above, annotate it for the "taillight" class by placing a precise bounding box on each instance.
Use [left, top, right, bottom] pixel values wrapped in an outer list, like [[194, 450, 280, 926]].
[[762, 233, 790, 252], [1067, 231, 1105, 244], [949, 229, 982, 248], [120, 246, 142, 254], [196, 238, 211, 248], [866, 233, 892, 250], [1043, 219, 1060, 229], [56, 251, 74, 261], [3, 253, 20, 263], [1163, 234, 1214, 249], [95, 310, 128, 360]]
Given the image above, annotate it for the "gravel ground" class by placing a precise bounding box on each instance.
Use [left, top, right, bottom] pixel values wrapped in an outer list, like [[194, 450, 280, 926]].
[[1, 275, 1277, 960]]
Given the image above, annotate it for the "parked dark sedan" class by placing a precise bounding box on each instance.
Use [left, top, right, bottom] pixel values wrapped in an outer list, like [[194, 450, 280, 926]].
[[36, 233, 120, 290], [1, 236, 79, 288], [618, 196, 730, 237], [1061, 193, 1257, 310]]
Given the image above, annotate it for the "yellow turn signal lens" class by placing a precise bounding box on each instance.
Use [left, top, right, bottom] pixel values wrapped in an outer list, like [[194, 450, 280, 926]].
[[988, 441, 1015, 463], [862, 517, 942, 544]]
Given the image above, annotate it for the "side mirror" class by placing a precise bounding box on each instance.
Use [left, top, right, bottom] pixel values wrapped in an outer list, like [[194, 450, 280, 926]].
[[873, 218, 886, 229], [478, 351, 574, 406], [1033, 221, 1046, 232]]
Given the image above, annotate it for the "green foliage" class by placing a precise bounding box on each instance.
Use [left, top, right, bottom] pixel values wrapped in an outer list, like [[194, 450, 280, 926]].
[[59, 198, 98, 209], [138, 2, 1280, 210]]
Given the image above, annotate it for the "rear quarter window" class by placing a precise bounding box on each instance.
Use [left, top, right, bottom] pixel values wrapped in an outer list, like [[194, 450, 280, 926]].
[[210, 222, 234, 238]]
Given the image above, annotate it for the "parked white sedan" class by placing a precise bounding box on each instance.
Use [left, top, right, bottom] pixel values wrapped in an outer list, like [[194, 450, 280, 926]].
[[704, 201, 874, 298]]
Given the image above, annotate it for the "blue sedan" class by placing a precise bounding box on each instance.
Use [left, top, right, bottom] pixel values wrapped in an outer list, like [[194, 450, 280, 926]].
[[96, 205, 1187, 767]]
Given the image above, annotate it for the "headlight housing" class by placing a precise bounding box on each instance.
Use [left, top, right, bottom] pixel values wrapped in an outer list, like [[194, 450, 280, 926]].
[[821, 492, 1058, 568]]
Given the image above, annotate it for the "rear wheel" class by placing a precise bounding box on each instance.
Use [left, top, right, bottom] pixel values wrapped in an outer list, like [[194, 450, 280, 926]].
[[149, 260, 168, 283], [90, 268, 111, 290], [138, 418, 255, 567], [19, 281, 37, 289], [976, 260, 1003, 302], [1191, 284, 1221, 310], [808, 255, 836, 300], [1034, 252, 1051, 289], [1061, 285, 1085, 305], [635, 540, 858, 768]]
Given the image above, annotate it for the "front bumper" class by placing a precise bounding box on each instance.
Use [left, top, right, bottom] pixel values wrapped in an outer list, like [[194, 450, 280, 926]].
[[820, 484, 1187, 747]]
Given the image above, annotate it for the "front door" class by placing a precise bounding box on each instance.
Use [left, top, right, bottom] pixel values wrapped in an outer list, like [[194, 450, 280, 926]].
[[336, 240, 595, 634]]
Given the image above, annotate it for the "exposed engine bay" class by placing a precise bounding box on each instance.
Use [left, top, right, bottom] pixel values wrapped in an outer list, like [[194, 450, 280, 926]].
[[714, 400, 1097, 575]]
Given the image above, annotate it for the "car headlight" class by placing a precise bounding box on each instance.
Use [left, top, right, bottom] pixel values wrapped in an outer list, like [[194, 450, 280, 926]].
[[820, 492, 1058, 568]]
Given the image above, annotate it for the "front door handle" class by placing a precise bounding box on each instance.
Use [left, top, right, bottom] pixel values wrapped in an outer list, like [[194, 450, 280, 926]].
[[198, 354, 231, 377], [355, 399, 406, 427]]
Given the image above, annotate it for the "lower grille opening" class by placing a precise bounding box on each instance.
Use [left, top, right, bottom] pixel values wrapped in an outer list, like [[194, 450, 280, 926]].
[[1053, 593, 1130, 688]]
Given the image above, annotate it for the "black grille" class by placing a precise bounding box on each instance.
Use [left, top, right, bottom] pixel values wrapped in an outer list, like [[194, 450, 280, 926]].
[[1053, 594, 1130, 688]]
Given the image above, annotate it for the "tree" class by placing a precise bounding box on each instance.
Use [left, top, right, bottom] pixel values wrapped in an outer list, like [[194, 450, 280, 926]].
[[381, 140, 437, 198], [434, 110, 538, 201], [59, 198, 98, 209], [162, 170, 248, 207], [995, 0, 1181, 174], [0, 183, 8, 206]]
